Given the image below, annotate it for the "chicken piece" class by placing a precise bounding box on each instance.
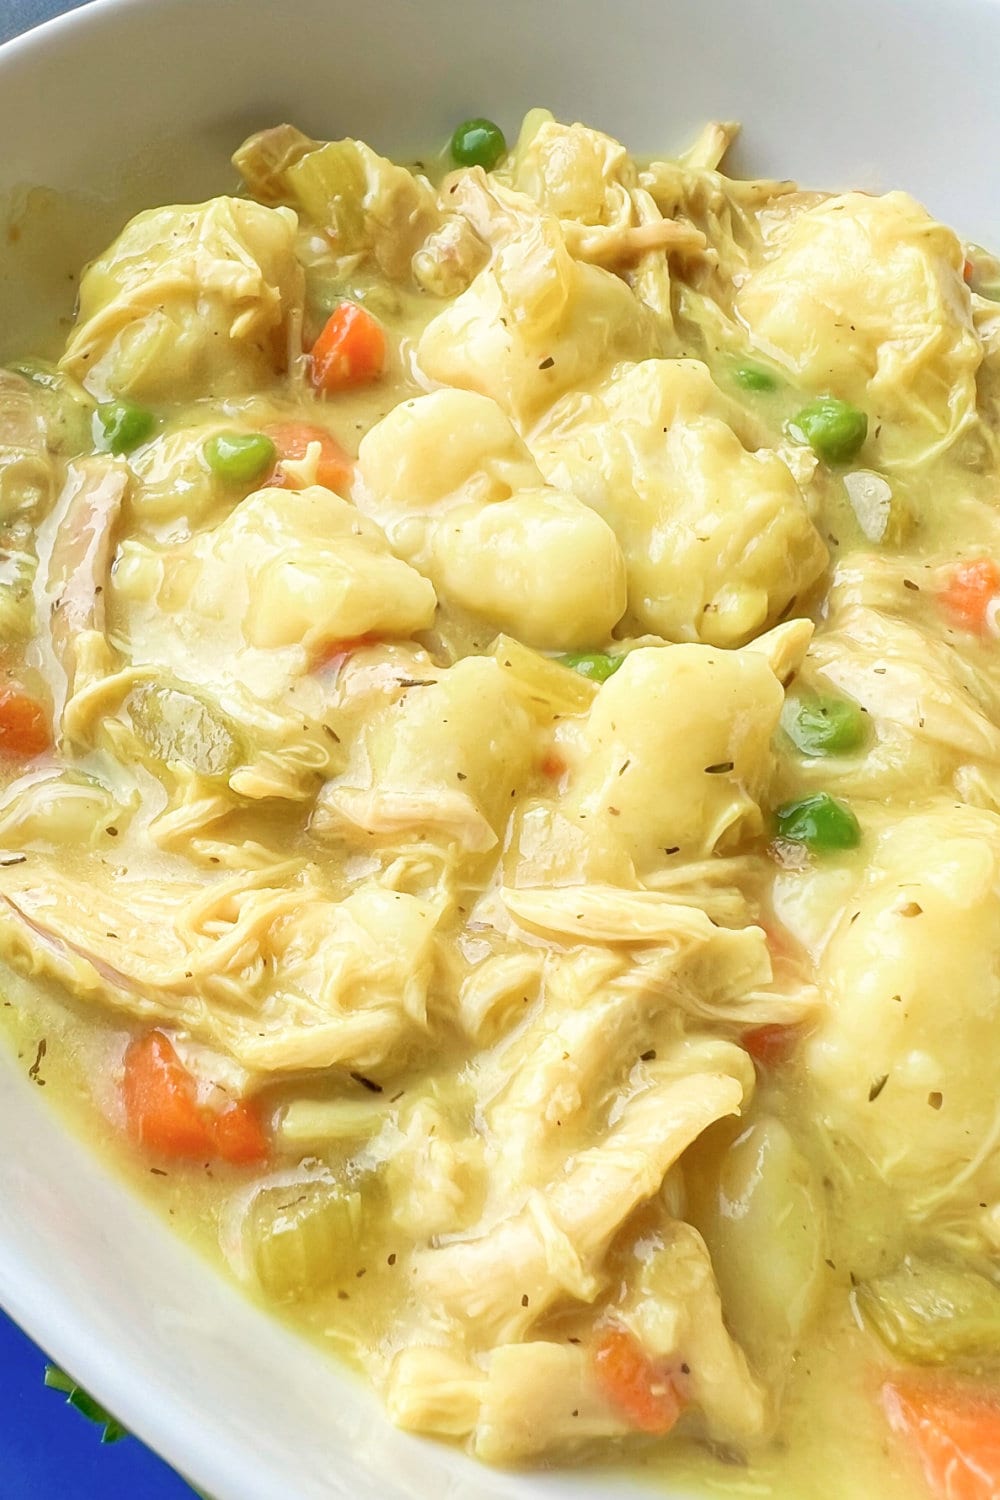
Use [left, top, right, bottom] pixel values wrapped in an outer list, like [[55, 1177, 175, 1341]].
[[386, 1341, 633, 1460], [236, 127, 488, 294], [457, 123, 699, 274], [807, 804, 1000, 1194], [413, 1067, 745, 1345], [0, 771, 134, 853], [0, 862, 441, 1076], [792, 603, 1000, 804], [501, 111, 707, 269], [385, 1347, 488, 1440], [44, 458, 127, 703], [411, 214, 490, 299], [60, 197, 304, 402], [639, 158, 797, 295], [484, 942, 758, 1191], [500, 883, 763, 948], [356, 389, 626, 650], [533, 359, 828, 646], [614, 1220, 769, 1445], [0, 369, 70, 641], [390, 1224, 769, 1460], [0, 368, 61, 522], [232, 123, 317, 204], [456, 950, 545, 1043], [385, 1097, 485, 1239], [736, 191, 982, 468]]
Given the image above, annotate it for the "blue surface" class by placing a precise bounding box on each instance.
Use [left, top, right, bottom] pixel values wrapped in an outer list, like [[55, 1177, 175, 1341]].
[[0, 15, 195, 1500], [1, 0, 92, 46], [0, 1314, 197, 1499]]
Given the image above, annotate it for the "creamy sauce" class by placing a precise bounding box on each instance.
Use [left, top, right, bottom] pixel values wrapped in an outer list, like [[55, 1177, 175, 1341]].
[[3, 109, 1000, 1496]]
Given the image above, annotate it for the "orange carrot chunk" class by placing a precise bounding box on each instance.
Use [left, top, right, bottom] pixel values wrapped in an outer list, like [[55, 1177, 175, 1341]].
[[212, 1100, 270, 1166], [0, 685, 51, 758], [939, 558, 1000, 634], [123, 1032, 214, 1159], [123, 1031, 268, 1165], [592, 1325, 683, 1436], [264, 420, 355, 495], [742, 1023, 803, 1069], [309, 302, 386, 393], [883, 1379, 1000, 1500], [311, 633, 383, 673]]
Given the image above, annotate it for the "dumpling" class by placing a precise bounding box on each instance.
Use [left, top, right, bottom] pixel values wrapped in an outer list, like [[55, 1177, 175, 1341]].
[[315, 655, 538, 854], [509, 623, 809, 886], [356, 389, 626, 650], [806, 805, 1000, 1192], [507, 112, 637, 227], [114, 484, 437, 682], [534, 359, 828, 646], [736, 191, 981, 467], [61, 197, 303, 402], [417, 198, 659, 423], [357, 388, 539, 514]]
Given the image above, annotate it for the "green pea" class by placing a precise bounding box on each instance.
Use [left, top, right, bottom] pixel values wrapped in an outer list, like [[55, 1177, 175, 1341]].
[[94, 399, 155, 456], [558, 651, 625, 684], [450, 117, 507, 171], [204, 431, 276, 483], [733, 362, 778, 392], [782, 693, 867, 757], [788, 397, 868, 465], [775, 792, 862, 852]]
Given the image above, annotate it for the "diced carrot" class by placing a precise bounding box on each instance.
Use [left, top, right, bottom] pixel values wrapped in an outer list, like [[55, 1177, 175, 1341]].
[[592, 1325, 683, 1436], [939, 558, 1000, 634], [264, 420, 354, 495], [742, 1023, 803, 1069], [539, 750, 567, 779], [761, 920, 797, 963], [0, 685, 51, 758], [309, 302, 386, 393], [212, 1100, 269, 1166], [122, 1031, 269, 1165], [312, 633, 382, 672], [883, 1378, 1000, 1500], [123, 1032, 214, 1159], [964, 258, 975, 285]]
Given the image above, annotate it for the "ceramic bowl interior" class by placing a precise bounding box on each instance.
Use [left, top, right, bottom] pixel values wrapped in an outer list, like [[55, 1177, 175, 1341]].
[[2, 1, 1000, 1494]]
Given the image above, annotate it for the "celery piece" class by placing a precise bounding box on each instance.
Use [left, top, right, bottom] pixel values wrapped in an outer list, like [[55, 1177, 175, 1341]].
[[285, 142, 367, 248], [128, 682, 244, 779], [247, 1182, 362, 1301], [278, 1098, 388, 1151], [490, 633, 598, 719], [856, 1254, 1000, 1365]]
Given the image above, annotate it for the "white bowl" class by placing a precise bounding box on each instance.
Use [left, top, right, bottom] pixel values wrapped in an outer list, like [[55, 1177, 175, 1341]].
[[2, 1, 1000, 1495]]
